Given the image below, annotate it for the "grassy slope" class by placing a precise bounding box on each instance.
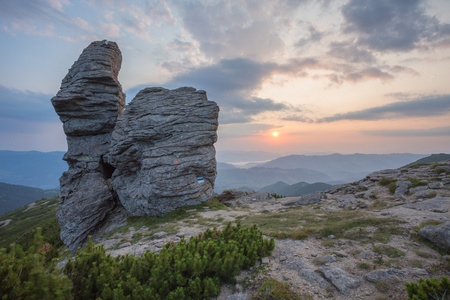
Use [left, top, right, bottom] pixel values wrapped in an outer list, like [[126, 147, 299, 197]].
[[0, 196, 59, 248], [0, 182, 59, 215], [403, 153, 450, 168]]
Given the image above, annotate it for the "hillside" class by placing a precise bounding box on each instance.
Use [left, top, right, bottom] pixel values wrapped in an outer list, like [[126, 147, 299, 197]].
[[403, 153, 450, 167], [0, 196, 60, 248], [0, 182, 59, 215], [89, 159, 449, 299], [259, 181, 332, 197], [1, 160, 449, 299], [0, 150, 66, 189]]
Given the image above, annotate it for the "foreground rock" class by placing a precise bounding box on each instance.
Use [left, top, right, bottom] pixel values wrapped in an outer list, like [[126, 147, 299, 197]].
[[51, 40, 125, 253], [52, 41, 219, 252], [107, 87, 219, 216], [419, 221, 450, 250]]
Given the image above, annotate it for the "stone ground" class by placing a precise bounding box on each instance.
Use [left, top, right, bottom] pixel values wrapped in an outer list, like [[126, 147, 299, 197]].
[[91, 162, 450, 299]]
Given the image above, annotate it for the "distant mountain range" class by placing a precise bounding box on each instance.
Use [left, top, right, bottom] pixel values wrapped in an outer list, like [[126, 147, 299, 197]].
[[0, 151, 66, 189], [215, 167, 331, 193], [0, 150, 434, 196], [216, 153, 429, 192], [0, 182, 59, 215]]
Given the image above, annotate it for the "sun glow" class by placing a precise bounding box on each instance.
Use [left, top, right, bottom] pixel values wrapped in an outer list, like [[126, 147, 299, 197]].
[[272, 132, 279, 137]]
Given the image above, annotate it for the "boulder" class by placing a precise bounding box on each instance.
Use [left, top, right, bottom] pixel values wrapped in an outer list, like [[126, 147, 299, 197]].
[[51, 40, 125, 253], [419, 221, 450, 250], [52, 41, 219, 252], [107, 87, 219, 216]]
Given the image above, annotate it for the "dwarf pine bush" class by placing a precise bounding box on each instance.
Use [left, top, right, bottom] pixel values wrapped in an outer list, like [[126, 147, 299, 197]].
[[405, 276, 449, 300], [1, 222, 274, 299], [63, 221, 275, 300], [0, 229, 72, 299]]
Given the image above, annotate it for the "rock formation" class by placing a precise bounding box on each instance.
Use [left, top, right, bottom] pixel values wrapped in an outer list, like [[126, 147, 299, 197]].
[[52, 41, 219, 252], [107, 87, 219, 216]]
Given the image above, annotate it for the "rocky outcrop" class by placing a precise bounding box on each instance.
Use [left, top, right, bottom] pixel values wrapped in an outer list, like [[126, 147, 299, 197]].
[[52, 41, 219, 252], [107, 87, 219, 216], [52, 40, 125, 253]]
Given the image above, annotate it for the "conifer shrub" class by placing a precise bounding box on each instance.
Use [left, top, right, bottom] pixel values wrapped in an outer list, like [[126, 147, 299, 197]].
[[64, 222, 275, 299], [405, 276, 449, 300], [0, 229, 72, 299]]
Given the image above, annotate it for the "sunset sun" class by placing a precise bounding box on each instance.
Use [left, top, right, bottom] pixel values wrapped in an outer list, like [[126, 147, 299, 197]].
[[272, 132, 279, 137]]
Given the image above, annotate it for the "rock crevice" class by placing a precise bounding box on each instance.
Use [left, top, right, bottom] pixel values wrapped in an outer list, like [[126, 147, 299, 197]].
[[52, 41, 219, 252]]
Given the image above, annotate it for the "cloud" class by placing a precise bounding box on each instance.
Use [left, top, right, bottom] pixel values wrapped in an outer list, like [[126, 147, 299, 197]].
[[341, 0, 450, 52], [172, 0, 305, 60], [295, 25, 326, 48], [164, 57, 314, 124], [168, 39, 195, 51], [362, 126, 450, 137], [0, 85, 58, 122], [327, 41, 376, 63], [346, 67, 394, 83], [317, 95, 450, 122], [0, 0, 79, 31]]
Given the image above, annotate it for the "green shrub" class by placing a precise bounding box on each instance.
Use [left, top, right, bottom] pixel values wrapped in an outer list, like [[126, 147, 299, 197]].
[[373, 245, 405, 258], [408, 179, 428, 189], [0, 229, 72, 299], [405, 276, 449, 300], [388, 182, 397, 194], [269, 193, 285, 199], [64, 222, 275, 299], [379, 177, 397, 186], [251, 278, 304, 300]]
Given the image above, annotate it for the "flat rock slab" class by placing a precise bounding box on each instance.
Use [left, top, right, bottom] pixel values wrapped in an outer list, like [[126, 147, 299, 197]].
[[365, 269, 401, 282], [298, 269, 331, 289], [319, 267, 361, 295]]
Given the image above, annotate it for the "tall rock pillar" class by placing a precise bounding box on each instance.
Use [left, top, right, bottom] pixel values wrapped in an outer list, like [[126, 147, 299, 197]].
[[51, 41, 125, 253]]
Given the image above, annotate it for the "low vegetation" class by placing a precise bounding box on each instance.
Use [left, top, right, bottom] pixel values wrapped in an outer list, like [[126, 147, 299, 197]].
[[0, 196, 60, 249], [241, 208, 404, 245], [405, 276, 449, 300], [1, 222, 275, 299]]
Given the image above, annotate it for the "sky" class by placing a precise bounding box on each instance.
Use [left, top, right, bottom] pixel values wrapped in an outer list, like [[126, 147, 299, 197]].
[[1, 0, 450, 155]]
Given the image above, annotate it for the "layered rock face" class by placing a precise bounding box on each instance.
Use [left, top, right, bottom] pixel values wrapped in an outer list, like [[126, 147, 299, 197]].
[[51, 41, 219, 252], [107, 87, 219, 216], [52, 41, 125, 253]]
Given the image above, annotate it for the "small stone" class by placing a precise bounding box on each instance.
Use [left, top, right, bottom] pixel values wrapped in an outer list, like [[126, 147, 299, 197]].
[[328, 235, 335, 239], [154, 231, 167, 238], [235, 284, 243, 292], [333, 251, 348, 258], [262, 257, 270, 264], [118, 242, 131, 249]]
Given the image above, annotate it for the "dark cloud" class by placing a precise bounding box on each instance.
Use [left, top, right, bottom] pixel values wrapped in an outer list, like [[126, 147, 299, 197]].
[[346, 67, 394, 82], [281, 114, 311, 122], [0, 85, 58, 122], [317, 95, 450, 122], [362, 126, 450, 137], [164, 58, 313, 124], [295, 25, 325, 48], [341, 0, 450, 52]]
